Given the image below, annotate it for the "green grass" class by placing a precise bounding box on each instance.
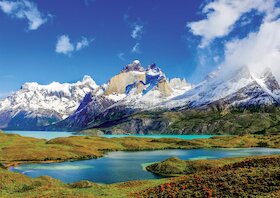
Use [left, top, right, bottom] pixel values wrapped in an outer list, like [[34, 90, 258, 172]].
[[138, 155, 280, 197], [145, 156, 273, 176]]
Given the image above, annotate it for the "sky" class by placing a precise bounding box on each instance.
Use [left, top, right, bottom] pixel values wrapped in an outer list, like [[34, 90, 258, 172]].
[[0, 0, 280, 98]]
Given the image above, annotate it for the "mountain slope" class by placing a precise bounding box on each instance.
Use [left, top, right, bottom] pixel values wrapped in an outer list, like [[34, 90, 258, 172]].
[[165, 67, 280, 109], [48, 93, 116, 130], [0, 76, 98, 130]]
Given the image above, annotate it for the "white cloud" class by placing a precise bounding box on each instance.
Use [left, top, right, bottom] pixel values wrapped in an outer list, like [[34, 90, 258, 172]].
[[123, 15, 145, 54], [187, 0, 279, 47], [131, 24, 143, 39], [0, 0, 14, 13], [76, 37, 94, 51], [123, 14, 144, 40], [221, 19, 280, 80], [131, 43, 141, 54], [56, 35, 93, 56], [55, 35, 75, 55], [0, 0, 50, 30], [117, 52, 126, 61]]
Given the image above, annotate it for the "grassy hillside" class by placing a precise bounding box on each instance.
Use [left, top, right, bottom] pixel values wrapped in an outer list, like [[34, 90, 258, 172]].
[[146, 156, 250, 176], [138, 156, 280, 197], [90, 107, 280, 135], [146, 154, 280, 176]]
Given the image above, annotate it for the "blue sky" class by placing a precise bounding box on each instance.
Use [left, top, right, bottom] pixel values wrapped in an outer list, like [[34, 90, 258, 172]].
[[1, 0, 280, 97], [0, 0, 204, 96]]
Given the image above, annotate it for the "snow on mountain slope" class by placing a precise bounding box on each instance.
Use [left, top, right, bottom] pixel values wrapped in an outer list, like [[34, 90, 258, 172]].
[[252, 68, 280, 100], [169, 78, 193, 96], [165, 66, 280, 109], [0, 76, 98, 129]]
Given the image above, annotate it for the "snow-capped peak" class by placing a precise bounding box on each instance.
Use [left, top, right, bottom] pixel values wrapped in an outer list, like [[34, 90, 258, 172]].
[[22, 81, 71, 93], [146, 63, 164, 77], [121, 60, 145, 73], [21, 76, 98, 93], [0, 76, 99, 122], [169, 78, 193, 95], [133, 60, 140, 64], [165, 65, 280, 109], [251, 67, 280, 98], [82, 75, 98, 86]]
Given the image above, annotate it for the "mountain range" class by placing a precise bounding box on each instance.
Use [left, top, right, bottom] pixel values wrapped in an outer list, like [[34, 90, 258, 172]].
[[1, 60, 280, 134], [0, 75, 98, 130]]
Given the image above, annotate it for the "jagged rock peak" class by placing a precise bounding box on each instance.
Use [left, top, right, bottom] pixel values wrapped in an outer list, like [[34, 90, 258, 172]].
[[82, 75, 96, 84], [21, 76, 98, 91], [230, 65, 251, 79], [259, 67, 276, 81], [204, 67, 221, 81], [259, 67, 280, 92], [169, 78, 192, 90], [146, 63, 164, 77], [121, 60, 145, 73]]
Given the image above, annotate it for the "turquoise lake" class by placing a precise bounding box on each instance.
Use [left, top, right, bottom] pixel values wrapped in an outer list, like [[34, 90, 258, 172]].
[[10, 148, 280, 184], [3, 130, 78, 140], [3, 130, 215, 140]]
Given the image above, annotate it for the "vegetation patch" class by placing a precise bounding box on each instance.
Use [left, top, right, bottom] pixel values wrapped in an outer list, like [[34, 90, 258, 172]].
[[71, 180, 95, 188], [137, 156, 280, 197]]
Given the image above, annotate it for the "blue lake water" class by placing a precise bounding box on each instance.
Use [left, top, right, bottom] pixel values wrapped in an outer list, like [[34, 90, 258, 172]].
[[3, 130, 78, 140], [10, 148, 280, 184], [3, 130, 215, 140]]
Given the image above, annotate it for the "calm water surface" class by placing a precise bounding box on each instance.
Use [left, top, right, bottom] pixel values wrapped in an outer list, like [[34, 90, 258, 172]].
[[4, 130, 78, 140], [3, 130, 215, 140], [10, 148, 280, 184]]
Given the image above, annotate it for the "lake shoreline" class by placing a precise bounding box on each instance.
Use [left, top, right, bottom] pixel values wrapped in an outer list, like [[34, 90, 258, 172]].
[[1, 132, 280, 197], [10, 148, 280, 184], [0, 131, 217, 169], [1, 132, 280, 170], [5, 147, 280, 170]]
